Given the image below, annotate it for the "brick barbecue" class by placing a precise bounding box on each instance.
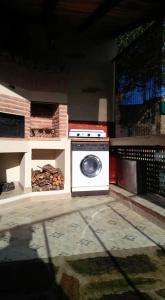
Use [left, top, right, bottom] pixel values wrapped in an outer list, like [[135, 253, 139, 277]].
[[0, 94, 68, 139]]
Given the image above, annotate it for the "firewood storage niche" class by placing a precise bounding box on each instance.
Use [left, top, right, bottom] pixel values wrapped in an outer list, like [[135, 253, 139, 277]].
[[31, 149, 65, 192]]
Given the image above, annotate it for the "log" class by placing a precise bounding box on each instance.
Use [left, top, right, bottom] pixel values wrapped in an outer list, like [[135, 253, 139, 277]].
[[32, 164, 64, 192], [41, 164, 58, 174]]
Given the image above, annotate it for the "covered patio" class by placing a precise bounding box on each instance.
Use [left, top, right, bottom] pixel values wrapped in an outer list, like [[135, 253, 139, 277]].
[[0, 1, 165, 299]]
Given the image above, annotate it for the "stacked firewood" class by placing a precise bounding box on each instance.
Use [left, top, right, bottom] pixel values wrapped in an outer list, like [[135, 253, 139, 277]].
[[32, 164, 64, 192]]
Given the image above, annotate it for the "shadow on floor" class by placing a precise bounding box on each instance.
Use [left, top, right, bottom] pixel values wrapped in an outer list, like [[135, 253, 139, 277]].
[[0, 224, 69, 300], [0, 205, 164, 300]]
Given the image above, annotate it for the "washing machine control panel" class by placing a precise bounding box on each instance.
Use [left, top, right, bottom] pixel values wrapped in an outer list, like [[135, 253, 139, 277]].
[[72, 143, 109, 151]]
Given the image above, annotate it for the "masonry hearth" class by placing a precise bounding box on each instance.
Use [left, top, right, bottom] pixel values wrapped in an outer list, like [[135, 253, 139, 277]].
[[0, 93, 70, 200]]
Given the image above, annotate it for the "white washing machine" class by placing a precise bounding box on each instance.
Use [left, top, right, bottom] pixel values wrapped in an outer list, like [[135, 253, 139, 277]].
[[71, 142, 109, 193]]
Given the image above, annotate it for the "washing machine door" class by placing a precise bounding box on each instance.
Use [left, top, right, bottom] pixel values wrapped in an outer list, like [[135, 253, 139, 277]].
[[80, 155, 102, 178]]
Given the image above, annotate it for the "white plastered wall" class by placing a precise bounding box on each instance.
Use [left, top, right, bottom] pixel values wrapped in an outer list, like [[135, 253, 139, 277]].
[[0, 153, 23, 183], [20, 150, 32, 191], [31, 149, 64, 170]]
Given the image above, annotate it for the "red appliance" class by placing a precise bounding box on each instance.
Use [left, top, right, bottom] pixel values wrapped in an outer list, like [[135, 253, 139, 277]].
[[69, 122, 108, 137]]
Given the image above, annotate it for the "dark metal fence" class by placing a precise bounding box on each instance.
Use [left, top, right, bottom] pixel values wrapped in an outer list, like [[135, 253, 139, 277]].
[[110, 146, 165, 197]]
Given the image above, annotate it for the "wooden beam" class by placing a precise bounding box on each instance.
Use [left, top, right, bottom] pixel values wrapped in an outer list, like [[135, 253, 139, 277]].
[[42, 0, 58, 47], [110, 135, 165, 146], [79, 0, 122, 32]]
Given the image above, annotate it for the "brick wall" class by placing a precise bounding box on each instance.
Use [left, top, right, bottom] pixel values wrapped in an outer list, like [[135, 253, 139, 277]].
[[53, 104, 68, 138], [0, 94, 30, 138], [30, 117, 53, 129]]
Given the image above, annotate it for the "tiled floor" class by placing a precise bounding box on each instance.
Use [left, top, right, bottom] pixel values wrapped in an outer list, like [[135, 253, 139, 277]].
[[0, 195, 164, 262]]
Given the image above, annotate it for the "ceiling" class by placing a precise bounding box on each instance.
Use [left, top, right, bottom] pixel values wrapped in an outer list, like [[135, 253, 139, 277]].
[[0, 0, 164, 68]]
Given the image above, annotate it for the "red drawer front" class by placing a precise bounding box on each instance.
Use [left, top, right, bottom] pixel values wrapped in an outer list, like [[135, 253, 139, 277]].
[[109, 156, 118, 184]]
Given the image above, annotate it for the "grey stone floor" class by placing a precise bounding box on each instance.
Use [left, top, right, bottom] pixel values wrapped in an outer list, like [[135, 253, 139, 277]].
[[0, 195, 164, 262]]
